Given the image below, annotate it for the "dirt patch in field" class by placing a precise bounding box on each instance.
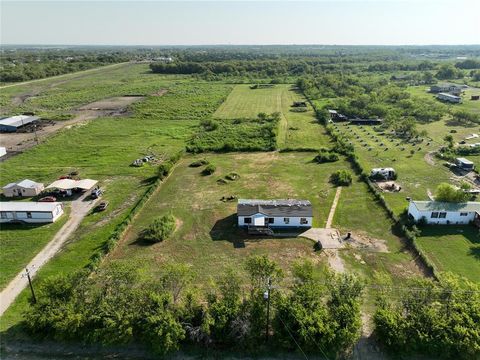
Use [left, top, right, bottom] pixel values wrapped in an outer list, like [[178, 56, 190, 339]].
[[374, 180, 402, 193], [0, 96, 145, 160], [151, 89, 168, 97], [424, 151, 436, 166], [343, 232, 389, 252]]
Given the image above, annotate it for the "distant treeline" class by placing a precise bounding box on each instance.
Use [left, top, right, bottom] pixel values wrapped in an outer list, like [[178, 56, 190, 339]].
[[0, 51, 129, 82]]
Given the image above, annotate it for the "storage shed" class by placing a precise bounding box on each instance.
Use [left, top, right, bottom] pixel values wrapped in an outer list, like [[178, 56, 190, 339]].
[[237, 199, 313, 229], [0, 147, 6, 158], [456, 157, 474, 171], [0, 115, 39, 132], [0, 202, 64, 223], [2, 179, 45, 198]]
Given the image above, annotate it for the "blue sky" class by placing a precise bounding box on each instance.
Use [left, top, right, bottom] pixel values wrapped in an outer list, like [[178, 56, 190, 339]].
[[1, 1, 479, 45]]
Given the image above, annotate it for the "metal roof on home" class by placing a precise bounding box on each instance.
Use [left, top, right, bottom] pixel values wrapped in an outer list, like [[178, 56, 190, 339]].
[[0, 202, 62, 212], [2, 179, 43, 189], [237, 199, 313, 217], [411, 201, 480, 213], [0, 115, 38, 128], [456, 157, 474, 165], [438, 92, 461, 100]]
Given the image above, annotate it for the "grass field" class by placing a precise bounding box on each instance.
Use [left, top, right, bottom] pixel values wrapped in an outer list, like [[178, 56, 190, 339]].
[[415, 226, 480, 282], [0, 67, 233, 330], [0, 209, 69, 290], [332, 122, 453, 214], [104, 152, 420, 288], [214, 84, 332, 149], [407, 85, 480, 114]]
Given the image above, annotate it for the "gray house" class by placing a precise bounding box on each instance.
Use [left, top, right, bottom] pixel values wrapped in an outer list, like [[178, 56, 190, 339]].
[[237, 199, 313, 229]]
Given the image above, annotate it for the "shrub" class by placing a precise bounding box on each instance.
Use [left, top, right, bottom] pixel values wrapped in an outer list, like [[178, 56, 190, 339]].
[[189, 159, 209, 167], [435, 183, 470, 203], [314, 148, 339, 163], [225, 172, 240, 181], [200, 119, 218, 131], [141, 214, 176, 243], [330, 170, 353, 186], [202, 164, 216, 176]]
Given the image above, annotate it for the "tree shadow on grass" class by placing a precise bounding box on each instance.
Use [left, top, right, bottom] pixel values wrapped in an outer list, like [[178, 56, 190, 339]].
[[210, 213, 272, 249], [469, 246, 480, 260]]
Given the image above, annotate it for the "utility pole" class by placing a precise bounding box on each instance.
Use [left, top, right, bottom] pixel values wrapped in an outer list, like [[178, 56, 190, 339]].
[[23, 266, 37, 304], [264, 277, 271, 343]]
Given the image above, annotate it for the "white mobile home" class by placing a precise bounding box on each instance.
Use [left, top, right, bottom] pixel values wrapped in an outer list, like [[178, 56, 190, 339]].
[[408, 200, 480, 225], [237, 199, 313, 228], [2, 179, 45, 198], [0, 202, 64, 223], [437, 92, 462, 103]]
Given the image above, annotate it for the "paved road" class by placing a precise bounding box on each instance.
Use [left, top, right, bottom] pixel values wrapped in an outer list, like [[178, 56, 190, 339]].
[[0, 193, 98, 316]]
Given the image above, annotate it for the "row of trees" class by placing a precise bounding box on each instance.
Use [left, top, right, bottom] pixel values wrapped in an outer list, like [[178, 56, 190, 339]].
[[24, 257, 364, 357]]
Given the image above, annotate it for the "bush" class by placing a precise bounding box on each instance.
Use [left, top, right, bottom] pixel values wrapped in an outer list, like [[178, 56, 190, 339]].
[[200, 119, 218, 131], [189, 159, 209, 167], [141, 214, 176, 243], [330, 170, 353, 186], [225, 172, 240, 181], [202, 164, 216, 176], [314, 148, 339, 163], [435, 183, 470, 203]]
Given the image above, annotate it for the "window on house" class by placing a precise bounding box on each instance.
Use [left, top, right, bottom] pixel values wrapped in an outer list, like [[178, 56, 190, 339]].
[[284, 217, 290, 224], [22, 189, 26, 193], [431, 212, 439, 218], [268, 218, 274, 224], [0, 212, 6, 219], [300, 218, 308, 224], [244, 217, 252, 224], [27, 212, 32, 219], [460, 212, 468, 216], [439, 212, 447, 218]]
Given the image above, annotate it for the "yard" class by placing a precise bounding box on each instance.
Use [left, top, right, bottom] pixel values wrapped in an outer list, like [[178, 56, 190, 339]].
[[415, 226, 480, 283], [105, 152, 420, 286], [214, 84, 332, 149]]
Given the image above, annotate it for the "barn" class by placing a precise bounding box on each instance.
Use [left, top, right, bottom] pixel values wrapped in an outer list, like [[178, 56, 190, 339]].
[[2, 179, 45, 198], [0, 115, 39, 132], [0, 202, 64, 223], [237, 199, 313, 229], [408, 200, 480, 225]]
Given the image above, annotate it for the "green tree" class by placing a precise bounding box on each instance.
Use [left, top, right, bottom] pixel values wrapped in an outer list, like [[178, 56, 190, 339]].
[[435, 183, 470, 203], [141, 214, 176, 243]]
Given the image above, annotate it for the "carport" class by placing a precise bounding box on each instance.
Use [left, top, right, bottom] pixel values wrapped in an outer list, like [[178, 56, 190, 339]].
[[45, 178, 98, 196]]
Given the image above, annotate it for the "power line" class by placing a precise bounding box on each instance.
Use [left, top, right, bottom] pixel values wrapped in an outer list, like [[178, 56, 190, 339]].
[[276, 313, 309, 360]]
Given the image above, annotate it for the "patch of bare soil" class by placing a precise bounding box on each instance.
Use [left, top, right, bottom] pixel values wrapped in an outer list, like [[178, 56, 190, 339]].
[[343, 232, 389, 253], [324, 249, 346, 273], [424, 151, 436, 166], [0, 96, 145, 159], [374, 180, 402, 193], [151, 89, 168, 96]]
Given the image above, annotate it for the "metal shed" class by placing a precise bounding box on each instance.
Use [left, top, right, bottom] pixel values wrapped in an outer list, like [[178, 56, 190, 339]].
[[0, 115, 39, 132]]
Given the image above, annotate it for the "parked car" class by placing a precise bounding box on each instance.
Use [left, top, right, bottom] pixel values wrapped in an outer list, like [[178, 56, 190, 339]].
[[90, 188, 103, 199], [96, 201, 109, 211], [39, 196, 57, 202]]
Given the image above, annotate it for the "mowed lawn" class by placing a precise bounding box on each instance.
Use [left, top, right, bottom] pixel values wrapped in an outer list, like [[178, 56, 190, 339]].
[[333, 122, 453, 214], [214, 84, 332, 149], [108, 152, 353, 283], [415, 226, 480, 283]]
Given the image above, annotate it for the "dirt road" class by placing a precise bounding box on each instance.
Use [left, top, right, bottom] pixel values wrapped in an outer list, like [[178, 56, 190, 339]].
[[326, 186, 342, 228], [0, 63, 129, 90], [0, 193, 99, 316]]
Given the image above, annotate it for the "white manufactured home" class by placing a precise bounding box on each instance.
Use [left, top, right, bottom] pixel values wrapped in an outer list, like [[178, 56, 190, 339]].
[[237, 199, 313, 228], [407, 200, 480, 225], [0, 202, 64, 224], [437, 92, 462, 103], [2, 179, 45, 198]]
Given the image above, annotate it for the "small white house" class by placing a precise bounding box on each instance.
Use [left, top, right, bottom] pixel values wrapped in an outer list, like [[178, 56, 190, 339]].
[[371, 168, 396, 180], [456, 157, 475, 171], [2, 179, 45, 198], [437, 92, 462, 103], [0, 202, 64, 223], [408, 200, 480, 225], [237, 199, 313, 228]]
